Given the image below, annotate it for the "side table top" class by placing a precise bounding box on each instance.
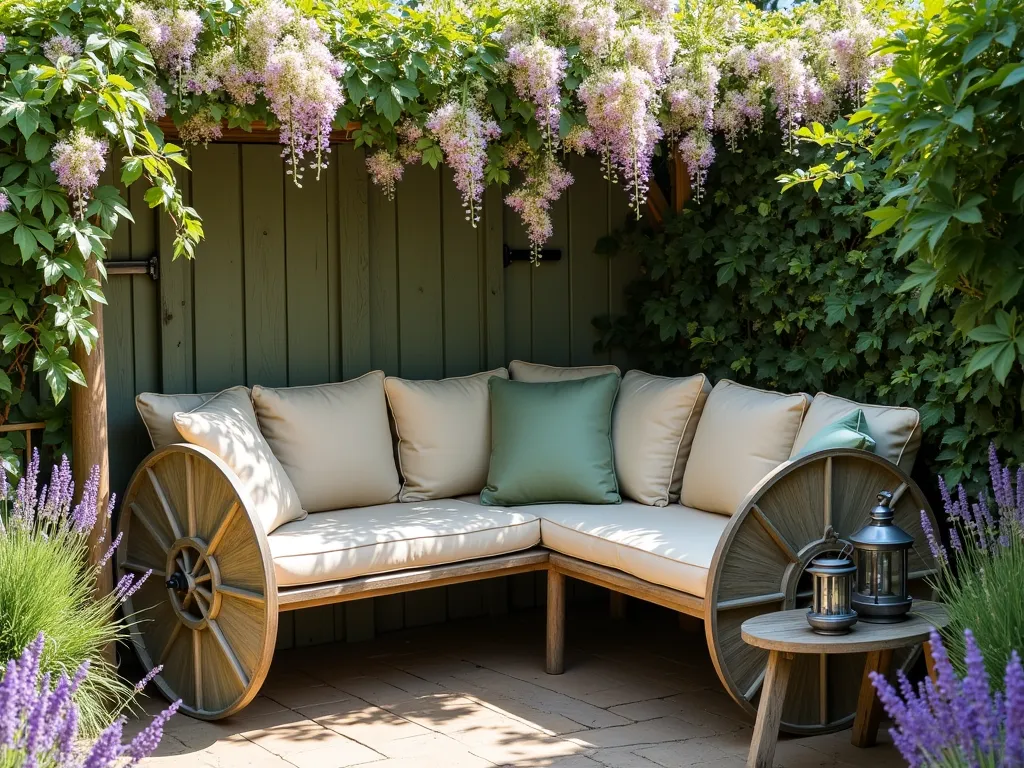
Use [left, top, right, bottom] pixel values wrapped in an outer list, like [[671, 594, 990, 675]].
[[741, 600, 949, 654]]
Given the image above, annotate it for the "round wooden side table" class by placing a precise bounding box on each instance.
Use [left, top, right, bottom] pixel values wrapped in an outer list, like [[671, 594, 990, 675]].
[[740, 600, 949, 768]]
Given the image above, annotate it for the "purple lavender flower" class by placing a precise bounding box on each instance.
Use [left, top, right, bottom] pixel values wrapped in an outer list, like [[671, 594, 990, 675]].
[[872, 630, 1022, 766], [0, 633, 176, 766], [920, 509, 948, 566]]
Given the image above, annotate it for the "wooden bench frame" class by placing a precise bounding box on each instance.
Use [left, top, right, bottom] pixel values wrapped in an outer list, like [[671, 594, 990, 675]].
[[119, 445, 937, 734]]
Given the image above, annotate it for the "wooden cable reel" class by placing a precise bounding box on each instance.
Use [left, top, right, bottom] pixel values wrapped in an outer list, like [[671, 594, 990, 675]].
[[704, 449, 938, 735], [117, 445, 278, 719]]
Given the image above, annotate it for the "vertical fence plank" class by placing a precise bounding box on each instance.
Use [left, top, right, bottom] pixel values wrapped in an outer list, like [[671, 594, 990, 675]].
[[374, 595, 405, 634], [530, 192, 570, 365], [158, 165, 194, 394], [608, 173, 638, 371], [569, 156, 612, 366], [192, 145, 246, 391], [338, 148, 372, 379], [396, 163, 443, 379], [442, 168, 482, 377], [484, 190, 505, 369], [326, 159, 342, 382], [242, 145, 287, 387], [285, 160, 331, 386], [369, 181, 399, 375], [503, 196, 532, 365], [130, 185, 160, 397]]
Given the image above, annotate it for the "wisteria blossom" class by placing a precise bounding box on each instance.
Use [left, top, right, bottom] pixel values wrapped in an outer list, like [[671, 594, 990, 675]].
[[0, 633, 179, 767], [871, 629, 1023, 767], [244, 0, 295, 70], [716, 88, 764, 149], [828, 5, 891, 105], [396, 120, 425, 164], [505, 152, 573, 258], [506, 38, 568, 144], [178, 111, 223, 145], [678, 132, 715, 203], [42, 35, 82, 63], [560, 0, 621, 60], [131, 5, 203, 74], [623, 26, 677, 87], [754, 40, 818, 151], [579, 65, 662, 218], [144, 81, 168, 119], [50, 129, 108, 219], [190, 45, 261, 105], [426, 102, 501, 225], [263, 19, 345, 184], [366, 150, 404, 201], [0, 192, 9, 213], [0, 33, 6, 52]]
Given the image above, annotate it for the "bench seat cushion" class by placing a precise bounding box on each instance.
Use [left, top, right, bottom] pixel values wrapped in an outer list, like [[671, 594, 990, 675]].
[[537, 502, 731, 598], [268, 499, 540, 587]]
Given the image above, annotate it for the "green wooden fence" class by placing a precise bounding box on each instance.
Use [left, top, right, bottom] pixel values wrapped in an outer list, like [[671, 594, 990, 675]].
[[104, 143, 637, 648]]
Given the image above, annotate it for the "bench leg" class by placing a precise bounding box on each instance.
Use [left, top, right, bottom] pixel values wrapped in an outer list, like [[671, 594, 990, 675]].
[[747, 650, 793, 768], [610, 591, 627, 620], [546, 570, 565, 675], [852, 648, 894, 748]]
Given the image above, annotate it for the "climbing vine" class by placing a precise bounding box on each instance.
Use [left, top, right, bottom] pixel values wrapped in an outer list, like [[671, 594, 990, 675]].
[[0, 0, 908, 474]]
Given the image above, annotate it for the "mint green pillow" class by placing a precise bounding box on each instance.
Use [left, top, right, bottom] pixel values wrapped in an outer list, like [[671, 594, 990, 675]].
[[480, 374, 621, 506], [796, 409, 876, 456]]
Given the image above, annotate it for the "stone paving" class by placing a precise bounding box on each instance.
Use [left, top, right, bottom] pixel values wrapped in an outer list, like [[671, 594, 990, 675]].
[[130, 608, 906, 768]]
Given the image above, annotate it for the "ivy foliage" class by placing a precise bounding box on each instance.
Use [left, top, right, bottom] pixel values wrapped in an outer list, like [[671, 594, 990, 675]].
[[779, 0, 1024, 394], [0, 0, 201, 471], [602, 123, 1020, 487]]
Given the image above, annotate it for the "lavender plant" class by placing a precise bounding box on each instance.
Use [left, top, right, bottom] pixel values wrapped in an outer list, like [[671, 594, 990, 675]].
[[870, 629, 1023, 767], [0, 633, 178, 768], [0, 452, 151, 737], [920, 446, 1024, 685]]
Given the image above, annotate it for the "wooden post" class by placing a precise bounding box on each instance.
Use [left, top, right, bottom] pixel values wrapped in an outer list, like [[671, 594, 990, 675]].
[[671, 148, 692, 212], [546, 570, 565, 675], [71, 257, 112, 600], [747, 650, 794, 768], [851, 648, 894, 748]]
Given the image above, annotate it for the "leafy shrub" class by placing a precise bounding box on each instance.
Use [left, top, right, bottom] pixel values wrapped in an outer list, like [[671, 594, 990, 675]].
[[600, 122, 1021, 486], [921, 447, 1024, 685], [781, 0, 1024, 396], [0, 454, 151, 736], [0, 633, 177, 766], [871, 627, 1023, 767]]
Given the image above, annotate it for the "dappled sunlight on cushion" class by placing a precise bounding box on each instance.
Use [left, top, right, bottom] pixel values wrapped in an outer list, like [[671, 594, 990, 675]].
[[173, 385, 306, 534], [268, 498, 540, 586]]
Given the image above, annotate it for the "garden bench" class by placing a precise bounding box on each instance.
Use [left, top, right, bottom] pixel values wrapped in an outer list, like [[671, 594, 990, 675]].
[[118, 364, 938, 736]]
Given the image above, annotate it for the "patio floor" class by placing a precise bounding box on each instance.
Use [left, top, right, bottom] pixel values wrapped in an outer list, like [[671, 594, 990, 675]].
[[129, 606, 906, 768]]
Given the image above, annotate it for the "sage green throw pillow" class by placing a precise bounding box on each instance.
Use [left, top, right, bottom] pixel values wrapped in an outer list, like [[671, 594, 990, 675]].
[[480, 374, 621, 506], [795, 408, 876, 456]]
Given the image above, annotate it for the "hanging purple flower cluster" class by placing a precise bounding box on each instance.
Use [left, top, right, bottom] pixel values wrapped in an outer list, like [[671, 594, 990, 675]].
[[49, 129, 108, 219], [0, 633, 179, 767], [504, 151, 573, 259], [426, 102, 501, 225], [130, 5, 202, 75], [871, 629, 1024, 767], [0, 192, 9, 213], [262, 17, 344, 185], [506, 39, 568, 146], [42, 35, 82, 64], [366, 151, 405, 202]]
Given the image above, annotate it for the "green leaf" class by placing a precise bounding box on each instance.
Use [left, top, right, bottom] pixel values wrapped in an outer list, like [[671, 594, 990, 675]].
[[950, 106, 975, 132], [1001, 64, 1024, 89], [963, 32, 995, 63], [24, 134, 51, 163]]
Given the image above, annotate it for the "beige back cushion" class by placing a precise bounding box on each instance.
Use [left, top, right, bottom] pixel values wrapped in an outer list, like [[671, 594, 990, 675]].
[[681, 380, 810, 516], [136, 392, 218, 449], [509, 360, 620, 383], [251, 372, 400, 513], [791, 393, 922, 472], [385, 369, 508, 502], [173, 386, 305, 534], [613, 371, 711, 506]]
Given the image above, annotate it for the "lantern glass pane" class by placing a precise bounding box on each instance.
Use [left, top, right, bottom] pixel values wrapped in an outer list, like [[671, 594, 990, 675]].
[[893, 550, 905, 598], [857, 549, 873, 595], [814, 576, 821, 613], [835, 574, 849, 613], [877, 551, 893, 596]]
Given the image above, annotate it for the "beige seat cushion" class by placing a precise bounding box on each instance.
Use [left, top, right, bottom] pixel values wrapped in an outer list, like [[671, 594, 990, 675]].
[[268, 499, 540, 587], [537, 502, 730, 598], [136, 392, 219, 449], [252, 372, 400, 513], [681, 380, 810, 516], [614, 371, 711, 506], [791, 393, 922, 472], [385, 369, 508, 502], [509, 360, 620, 382], [174, 386, 305, 535]]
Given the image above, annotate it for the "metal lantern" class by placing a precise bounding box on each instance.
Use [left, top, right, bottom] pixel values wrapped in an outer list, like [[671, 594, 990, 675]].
[[850, 490, 914, 623], [806, 544, 858, 635]]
